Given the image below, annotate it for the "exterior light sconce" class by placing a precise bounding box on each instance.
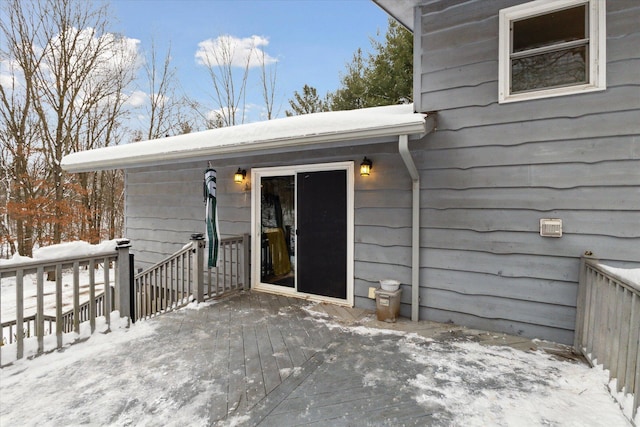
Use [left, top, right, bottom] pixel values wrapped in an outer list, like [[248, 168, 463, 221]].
[[360, 157, 372, 176], [234, 168, 246, 183]]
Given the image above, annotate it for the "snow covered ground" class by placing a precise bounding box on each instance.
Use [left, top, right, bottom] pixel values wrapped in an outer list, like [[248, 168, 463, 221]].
[[0, 299, 635, 427]]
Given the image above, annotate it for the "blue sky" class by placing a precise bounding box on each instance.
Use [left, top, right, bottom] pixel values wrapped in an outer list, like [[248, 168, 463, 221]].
[[110, 0, 392, 122]]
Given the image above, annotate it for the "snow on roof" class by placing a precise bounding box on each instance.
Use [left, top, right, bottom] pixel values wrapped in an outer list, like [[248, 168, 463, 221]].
[[62, 104, 427, 173]]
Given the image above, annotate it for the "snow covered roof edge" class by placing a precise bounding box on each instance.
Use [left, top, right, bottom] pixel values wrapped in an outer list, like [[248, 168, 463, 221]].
[[61, 104, 428, 173]]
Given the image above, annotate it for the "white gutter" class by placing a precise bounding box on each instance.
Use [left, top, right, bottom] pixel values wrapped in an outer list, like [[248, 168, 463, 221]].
[[398, 114, 436, 322]]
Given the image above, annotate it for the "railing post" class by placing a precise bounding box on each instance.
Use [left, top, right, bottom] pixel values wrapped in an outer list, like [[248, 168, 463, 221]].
[[242, 233, 250, 290], [191, 233, 205, 303], [116, 239, 132, 324], [574, 251, 598, 353], [129, 253, 136, 323], [16, 269, 24, 360]]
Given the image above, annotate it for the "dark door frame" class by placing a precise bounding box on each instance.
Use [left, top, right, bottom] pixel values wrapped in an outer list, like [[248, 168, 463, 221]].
[[251, 161, 354, 306]]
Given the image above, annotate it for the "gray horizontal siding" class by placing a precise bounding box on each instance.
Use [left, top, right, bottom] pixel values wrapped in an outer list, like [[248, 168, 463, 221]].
[[421, 288, 575, 331], [419, 305, 574, 345], [427, 111, 639, 149], [415, 0, 640, 344], [423, 268, 576, 307], [423, 210, 640, 237], [125, 162, 256, 269], [353, 153, 413, 306], [124, 162, 205, 269], [422, 249, 579, 282], [423, 160, 640, 189], [422, 230, 638, 264], [124, 146, 417, 303], [423, 187, 640, 211], [417, 136, 640, 169]]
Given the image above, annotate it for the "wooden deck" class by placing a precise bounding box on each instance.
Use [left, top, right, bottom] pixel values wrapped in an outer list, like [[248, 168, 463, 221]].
[[148, 291, 575, 426]]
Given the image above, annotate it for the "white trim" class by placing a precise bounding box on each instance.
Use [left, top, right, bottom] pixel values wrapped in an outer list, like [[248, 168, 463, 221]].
[[498, 0, 606, 104], [251, 161, 355, 306]]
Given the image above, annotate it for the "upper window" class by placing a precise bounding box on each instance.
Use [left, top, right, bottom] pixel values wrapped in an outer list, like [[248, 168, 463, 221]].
[[499, 0, 606, 103]]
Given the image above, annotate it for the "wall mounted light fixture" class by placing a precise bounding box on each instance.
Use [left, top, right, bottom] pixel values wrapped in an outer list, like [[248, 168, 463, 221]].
[[360, 157, 373, 176], [234, 168, 247, 183]]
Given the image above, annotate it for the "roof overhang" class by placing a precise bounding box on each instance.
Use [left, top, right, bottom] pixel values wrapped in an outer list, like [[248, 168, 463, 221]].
[[62, 104, 431, 173], [372, 0, 422, 31]]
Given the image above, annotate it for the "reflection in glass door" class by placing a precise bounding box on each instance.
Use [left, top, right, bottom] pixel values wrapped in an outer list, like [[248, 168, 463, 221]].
[[260, 175, 295, 287]]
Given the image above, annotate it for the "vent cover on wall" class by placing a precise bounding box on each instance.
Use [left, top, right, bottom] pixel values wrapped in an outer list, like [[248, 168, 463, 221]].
[[540, 218, 562, 237]]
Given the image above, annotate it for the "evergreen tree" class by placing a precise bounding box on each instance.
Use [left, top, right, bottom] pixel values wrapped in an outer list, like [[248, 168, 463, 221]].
[[366, 19, 413, 105], [330, 19, 413, 111], [285, 84, 330, 116], [330, 49, 368, 111]]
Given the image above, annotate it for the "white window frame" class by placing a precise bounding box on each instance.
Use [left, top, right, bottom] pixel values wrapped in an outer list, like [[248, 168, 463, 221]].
[[498, 0, 606, 103]]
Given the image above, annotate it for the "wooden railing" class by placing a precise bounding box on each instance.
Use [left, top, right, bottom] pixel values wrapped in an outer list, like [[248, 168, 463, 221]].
[[205, 235, 249, 298], [1, 235, 249, 363], [0, 240, 131, 365], [1, 289, 111, 345], [574, 254, 639, 423], [132, 234, 250, 321]]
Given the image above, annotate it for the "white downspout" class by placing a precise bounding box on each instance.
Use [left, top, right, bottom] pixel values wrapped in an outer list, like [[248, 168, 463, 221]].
[[398, 134, 420, 321]]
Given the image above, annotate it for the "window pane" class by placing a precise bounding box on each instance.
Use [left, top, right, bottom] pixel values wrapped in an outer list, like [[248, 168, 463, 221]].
[[513, 5, 586, 52], [261, 175, 295, 287], [511, 46, 587, 93]]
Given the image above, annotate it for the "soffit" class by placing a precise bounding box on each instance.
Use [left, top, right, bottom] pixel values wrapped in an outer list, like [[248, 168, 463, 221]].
[[372, 0, 422, 31]]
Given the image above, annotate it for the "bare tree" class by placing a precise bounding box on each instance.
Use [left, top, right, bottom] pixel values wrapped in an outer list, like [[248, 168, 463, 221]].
[[1, 0, 48, 255], [74, 42, 137, 242], [1, 0, 139, 251], [195, 35, 279, 126], [29, 0, 129, 243], [196, 35, 252, 126], [258, 48, 279, 120], [142, 40, 196, 139]]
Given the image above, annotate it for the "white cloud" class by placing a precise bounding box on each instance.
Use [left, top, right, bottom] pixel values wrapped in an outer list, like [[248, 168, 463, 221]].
[[195, 35, 277, 68], [0, 73, 16, 88], [126, 90, 148, 107], [45, 27, 141, 79], [0, 59, 22, 90]]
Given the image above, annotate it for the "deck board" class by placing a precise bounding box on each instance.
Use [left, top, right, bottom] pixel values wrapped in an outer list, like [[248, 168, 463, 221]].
[[244, 325, 266, 407], [227, 323, 246, 415], [266, 322, 294, 376], [146, 291, 575, 425], [256, 322, 281, 394]]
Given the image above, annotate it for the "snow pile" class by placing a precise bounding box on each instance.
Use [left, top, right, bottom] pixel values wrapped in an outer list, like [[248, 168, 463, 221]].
[[600, 265, 640, 289], [303, 309, 632, 425], [0, 239, 120, 266], [0, 317, 170, 426], [398, 337, 627, 426]]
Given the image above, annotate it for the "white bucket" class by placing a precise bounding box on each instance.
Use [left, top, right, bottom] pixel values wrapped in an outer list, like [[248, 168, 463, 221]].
[[379, 279, 400, 292]]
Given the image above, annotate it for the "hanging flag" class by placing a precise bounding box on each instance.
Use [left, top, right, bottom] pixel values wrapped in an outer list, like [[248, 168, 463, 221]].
[[204, 168, 220, 267]]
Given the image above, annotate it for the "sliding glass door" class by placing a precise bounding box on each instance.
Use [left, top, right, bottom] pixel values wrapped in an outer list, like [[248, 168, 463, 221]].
[[253, 162, 354, 305]]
